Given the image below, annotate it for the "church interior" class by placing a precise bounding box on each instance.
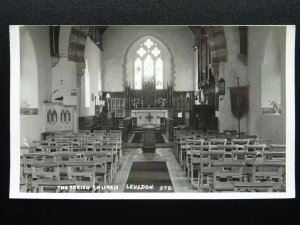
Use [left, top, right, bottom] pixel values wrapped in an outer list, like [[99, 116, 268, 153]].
[[16, 25, 288, 193]]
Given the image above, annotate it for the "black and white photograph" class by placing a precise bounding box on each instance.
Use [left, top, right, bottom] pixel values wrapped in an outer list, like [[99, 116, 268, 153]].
[[10, 25, 295, 199]]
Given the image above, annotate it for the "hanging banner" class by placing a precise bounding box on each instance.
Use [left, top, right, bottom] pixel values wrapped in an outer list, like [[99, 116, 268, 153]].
[[229, 86, 249, 119]]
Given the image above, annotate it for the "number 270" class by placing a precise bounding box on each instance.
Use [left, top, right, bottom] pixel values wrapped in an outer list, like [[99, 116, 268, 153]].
[[159, 186, 172, 191]]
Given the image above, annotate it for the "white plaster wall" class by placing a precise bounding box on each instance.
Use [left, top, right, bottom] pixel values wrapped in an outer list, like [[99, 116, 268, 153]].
[[218, 62, 247, 132], [59, 26, 72, 55], [80, 37, 102, 116], [19, 26, 52, 145], [247, 26, 286, 143], [224, 26, 240, 62], [51, 58, 77, 101], [261, 30, 282, 108], [102, 26, 195, 92], [20, 28, 38, 108], [218, 27, 247, 132], [52, 26, 77, 101]]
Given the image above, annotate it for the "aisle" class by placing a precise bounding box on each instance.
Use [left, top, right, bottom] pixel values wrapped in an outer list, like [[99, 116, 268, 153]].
[[124, 161, 174, 192], [112, 148, 197, 192]]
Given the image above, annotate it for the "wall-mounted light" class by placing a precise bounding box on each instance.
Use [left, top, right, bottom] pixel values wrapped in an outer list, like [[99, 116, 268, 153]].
[[218, 78, 226, 95]]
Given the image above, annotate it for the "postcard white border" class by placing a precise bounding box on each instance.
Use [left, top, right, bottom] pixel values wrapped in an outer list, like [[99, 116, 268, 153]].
[[10, 25, 295, 199]]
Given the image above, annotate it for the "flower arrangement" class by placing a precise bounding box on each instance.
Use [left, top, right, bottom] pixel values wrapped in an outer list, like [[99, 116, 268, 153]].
[[156, 98, 168, 108], [130, 98, 143, 108], [269, 99, 281, 113]]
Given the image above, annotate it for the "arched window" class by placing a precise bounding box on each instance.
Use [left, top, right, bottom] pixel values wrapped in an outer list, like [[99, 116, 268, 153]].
[[134, 38, 164, 90]]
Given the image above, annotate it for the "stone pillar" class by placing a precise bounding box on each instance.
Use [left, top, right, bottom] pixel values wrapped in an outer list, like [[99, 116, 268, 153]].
[[75, 62, 86, 132]]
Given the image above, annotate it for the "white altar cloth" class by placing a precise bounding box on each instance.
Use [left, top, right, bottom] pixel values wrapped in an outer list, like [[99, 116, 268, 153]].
[[131, 109, 168, 126]]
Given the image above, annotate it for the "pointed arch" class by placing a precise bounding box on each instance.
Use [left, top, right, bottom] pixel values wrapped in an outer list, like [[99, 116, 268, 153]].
[[122, 35, 175, 90]]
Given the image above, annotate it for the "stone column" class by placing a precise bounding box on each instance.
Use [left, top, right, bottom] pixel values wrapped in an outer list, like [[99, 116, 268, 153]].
[[75, 62, 86, 132]]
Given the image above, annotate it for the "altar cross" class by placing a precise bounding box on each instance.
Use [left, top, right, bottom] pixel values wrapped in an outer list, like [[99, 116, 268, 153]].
[[145, 113, 154, 122]]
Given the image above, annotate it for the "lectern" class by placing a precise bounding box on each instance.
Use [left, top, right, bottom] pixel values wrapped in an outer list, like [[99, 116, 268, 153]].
[[142, 125, 156, 153]]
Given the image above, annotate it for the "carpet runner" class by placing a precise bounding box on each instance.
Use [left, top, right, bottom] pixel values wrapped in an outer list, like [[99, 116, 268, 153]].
[[124, 161, 174, 192], [131, 132, 165, 144]]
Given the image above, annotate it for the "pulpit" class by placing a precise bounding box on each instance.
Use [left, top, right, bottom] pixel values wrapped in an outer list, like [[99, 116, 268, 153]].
[[42, 103, 75, 132], [142, 124, 156, 152]]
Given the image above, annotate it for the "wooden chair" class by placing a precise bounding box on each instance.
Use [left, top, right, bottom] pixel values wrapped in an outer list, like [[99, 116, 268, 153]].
[[93, 144, 116, 184], [189, 150, 202, 186], [66, 145, 86, 152], [251, 161, 285, 192], [208, 138, 227, 145], [185, 139, 205, 175], [179, 136, 196, 166], [196, 149, 225, 192], [34, 179, 76, 193], [93, 157, 109, 190], [233, 182, 275, 192], [217, 145, 244, 160], [197, 158, 215, 192], [244, 144, 266, 158], [189, 147, 218, 187], [55, 140, 70, 146], [93, 130, 107, 135], [66, 161, 96, 192], [263, 151, 286, 161], [254, 139, 272, 148], [208, 161, 245, 192], [265, 144, 286, 161], [270, 144, 286, 151], [31, 162, 60, 181], [20, 178, 28, 192], [78, 130, 90, 135], [231, 139, 251, 145]]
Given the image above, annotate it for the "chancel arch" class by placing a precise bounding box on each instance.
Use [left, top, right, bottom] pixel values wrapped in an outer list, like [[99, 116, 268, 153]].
[[122, 35, 175, 91]]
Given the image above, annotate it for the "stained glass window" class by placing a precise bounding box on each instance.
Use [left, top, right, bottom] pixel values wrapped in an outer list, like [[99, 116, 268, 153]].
[[144, 55, 154, 81], [134, 58, 142, 90], [155, 58, 163, 89], [134, 38, 164, 90]]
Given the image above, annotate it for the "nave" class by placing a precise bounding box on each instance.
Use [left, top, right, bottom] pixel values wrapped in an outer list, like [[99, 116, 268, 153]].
[[15, 25, 290, 196], [20, 129, 286, 193]]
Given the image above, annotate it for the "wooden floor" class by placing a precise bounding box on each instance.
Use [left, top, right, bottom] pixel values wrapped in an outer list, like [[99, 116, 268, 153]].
[[112, 148, 197, 192]]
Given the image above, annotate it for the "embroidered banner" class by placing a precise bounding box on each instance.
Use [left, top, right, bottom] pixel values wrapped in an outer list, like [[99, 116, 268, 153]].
[[229, 86, 249, 119]]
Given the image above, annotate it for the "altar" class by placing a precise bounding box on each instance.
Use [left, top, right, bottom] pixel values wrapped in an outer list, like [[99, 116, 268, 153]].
[[131, 109, 168, 126]]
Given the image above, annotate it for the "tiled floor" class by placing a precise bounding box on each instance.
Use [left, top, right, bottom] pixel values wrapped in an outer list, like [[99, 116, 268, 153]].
[[112, 147, 198, 192]]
